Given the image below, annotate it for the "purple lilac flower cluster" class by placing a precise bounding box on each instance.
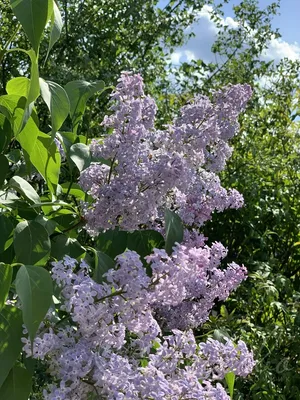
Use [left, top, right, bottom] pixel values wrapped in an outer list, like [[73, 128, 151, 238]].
[[22, 249, 254, 399], [79, 72, 252, 234]]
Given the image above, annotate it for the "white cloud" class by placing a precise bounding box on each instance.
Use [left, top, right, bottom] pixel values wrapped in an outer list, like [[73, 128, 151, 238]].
[[262, 37, 300, 62], [169, 4, 300, 66]]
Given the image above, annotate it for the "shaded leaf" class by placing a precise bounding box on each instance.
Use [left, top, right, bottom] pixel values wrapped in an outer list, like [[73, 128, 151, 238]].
[[0, 215, 14, 253], [10, 0, 53, 53], [0, 154, 9, 188], [97, 229, 128, 259], [14, 220, 51, 265], [0, 306, 23, 387], [65, 80, 105, 133], [51, 234, 85, 260], [70, 143, 91, 172], [127, 230, 165, 259], [15, 265, 53, 343], [93, 251, 115, 284], [9, 176, 41, 204], [164, 209, 183, 255], [0, 366, 32, 400], [45, 0, 63, 61], [0, 114, 12, 153], [39, 78, 70, 138], [0, 264, 12, 311]]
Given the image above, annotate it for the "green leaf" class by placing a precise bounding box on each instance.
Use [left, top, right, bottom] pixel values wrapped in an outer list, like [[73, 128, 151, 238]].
[[6, 49, 40, 132], [64, 80, 105, 133], [39, 78, 70, 138], [6, 77, 30, 97], [14, 221, 51, 265], [0, 306, 23, 387], [21, 49, 40, 131], [220, 305, 229, 319], [225, 371, 235, 399], [97, 229, 128, 259], [17, 116, 61, 194], [34, 215, 57, 235], [0, 366, 32, 400], [70, 143, 91, 172], [10, 0, 53, 53], [9, 176, 41, 204], [15, 265, 53, 343], [45, 0, 63, 62], [51, 234, 85, 260], [7, 149, 21, 164], [0, 95, 60, 193], [0, 95, 27, 134], [0, 264, 12, 311], [0, 215, 14, 253], [213, 328, 231, 343], [93, 251, 115, 284], [50, 209, 78, 230], [0, 114, 12, 153], [0, 154, 9, 188], [60, 182, 85, 200], [127, 230, 165, 259], [164, 209, 184, 255]]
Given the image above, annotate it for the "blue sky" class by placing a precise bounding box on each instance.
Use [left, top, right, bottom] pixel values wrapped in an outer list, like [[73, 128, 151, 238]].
[[222, 0, 300, 44], [158, 0, 300, 65]]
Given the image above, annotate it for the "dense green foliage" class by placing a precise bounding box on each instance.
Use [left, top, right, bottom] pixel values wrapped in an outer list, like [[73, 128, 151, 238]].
[[0, 0, 299, 398]]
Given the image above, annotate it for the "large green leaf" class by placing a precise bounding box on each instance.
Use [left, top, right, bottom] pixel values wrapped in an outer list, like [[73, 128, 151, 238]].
[[0, 95, 27, 134], [17, 115, 61, 194], [0, 114, 12, 153], [64, 80, 105, 133], [6, 50, 40, 132], [9, 176, 41, 204], [97, 229, 128, 259], [14, 220, 51, 265], [15, 265, 53, 343], [164, 209, 184, 255], [6, 77, 30, 97], [22, 49, 40, 130], [34, 215, 57, 236], [45, 0, 63, 62], [51, 234, 85, 260], [0, 155, 9, 188], [70, 143, 91, 172], [10, 0, 53, 53], [39, 78, 70, 138], [127, 230, 165, 259], [0, 215, 14, 253], [60, 182, 85, 200], [0, 95, 60, 193], [0, 306, 23, 387], [92, 251, 115, 284], [0, 264, 12, 311], [0, 366, 32, 400]]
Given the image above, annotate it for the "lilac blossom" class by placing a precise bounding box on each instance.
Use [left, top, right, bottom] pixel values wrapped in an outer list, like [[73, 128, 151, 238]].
[[22, 239, 254, 399], [79, 72, 252, 234]]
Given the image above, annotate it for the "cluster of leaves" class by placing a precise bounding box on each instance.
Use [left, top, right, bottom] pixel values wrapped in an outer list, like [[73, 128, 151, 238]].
[[0, 1, 121, 397]]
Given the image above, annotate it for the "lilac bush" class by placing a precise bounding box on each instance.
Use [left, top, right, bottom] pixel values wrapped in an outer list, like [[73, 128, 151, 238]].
[[21, 72, 255, 399]]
